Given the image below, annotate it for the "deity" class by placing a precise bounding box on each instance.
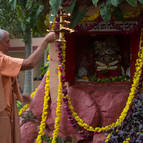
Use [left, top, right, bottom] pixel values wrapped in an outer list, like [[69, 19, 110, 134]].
[[76, 35, 130, 82], [94, 36, 123, 79]]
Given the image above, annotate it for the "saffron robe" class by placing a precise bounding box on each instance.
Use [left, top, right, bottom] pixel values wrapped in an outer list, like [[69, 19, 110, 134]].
[[0, 52, 23, 143]]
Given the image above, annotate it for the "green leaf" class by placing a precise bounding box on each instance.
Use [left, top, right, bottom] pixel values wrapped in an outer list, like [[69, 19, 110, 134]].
[[111, 0, 120, 7], [49, 0, 63, 15], [70, 4, 87, 28], [16, 5, 25, 21], [35, 5, 44, 18], [10, 0, 17, 10], [126, 0, 137, 7], [138, 0, 143, 4], [65, 0, 76, 14], [49, 0, 63, 21], [30, 5, 44, 27], [112, 7, 124, 21], [26, 17, 31, 24], [92, 0, 99, 6], [26, 0, 33, 9], [49, 0, 56, 7], [100, 1, 111, 24]]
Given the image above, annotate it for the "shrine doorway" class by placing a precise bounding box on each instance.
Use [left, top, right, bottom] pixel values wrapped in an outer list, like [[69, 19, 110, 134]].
[[65, 30, 140, 84]]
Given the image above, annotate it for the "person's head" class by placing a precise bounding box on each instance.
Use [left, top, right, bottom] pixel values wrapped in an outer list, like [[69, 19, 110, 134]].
[[0, 29, 10, 54]]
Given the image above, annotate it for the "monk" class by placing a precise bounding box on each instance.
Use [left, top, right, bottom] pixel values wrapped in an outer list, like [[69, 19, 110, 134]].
[[0, 29, 56, 143]]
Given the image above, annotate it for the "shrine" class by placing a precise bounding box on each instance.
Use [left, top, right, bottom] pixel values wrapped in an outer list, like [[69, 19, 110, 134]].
[[19, 1, 143, 143]]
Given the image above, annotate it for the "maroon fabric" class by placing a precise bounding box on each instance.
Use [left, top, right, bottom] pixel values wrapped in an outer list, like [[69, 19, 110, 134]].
[[65, 33, 76, 83], [130, 30, 141, 80], [96, 65, 121, 78]]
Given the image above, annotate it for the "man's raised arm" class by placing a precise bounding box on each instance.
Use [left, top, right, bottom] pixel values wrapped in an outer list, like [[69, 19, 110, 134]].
[[21, 32, 56, 70]]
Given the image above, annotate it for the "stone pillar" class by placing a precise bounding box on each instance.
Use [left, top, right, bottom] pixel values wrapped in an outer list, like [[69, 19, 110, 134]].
[[49, 42, 59, 103]]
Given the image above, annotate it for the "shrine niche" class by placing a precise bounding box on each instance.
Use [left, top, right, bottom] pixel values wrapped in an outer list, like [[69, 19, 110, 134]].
[[65, 21, 140, 84], [75, 34, 130, 81]]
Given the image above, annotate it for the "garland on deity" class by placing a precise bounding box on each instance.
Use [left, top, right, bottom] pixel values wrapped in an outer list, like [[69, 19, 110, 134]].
[[89, 75, 130, 83], [36, 69, 50, 143]]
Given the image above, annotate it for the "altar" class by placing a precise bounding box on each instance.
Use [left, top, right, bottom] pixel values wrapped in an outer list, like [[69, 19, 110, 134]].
[[56, 21, 142, 142], [65, 22, 141, 84]]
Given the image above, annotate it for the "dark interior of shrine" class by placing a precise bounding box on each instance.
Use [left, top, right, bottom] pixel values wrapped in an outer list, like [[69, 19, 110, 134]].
[[65, 31, 140, 84]]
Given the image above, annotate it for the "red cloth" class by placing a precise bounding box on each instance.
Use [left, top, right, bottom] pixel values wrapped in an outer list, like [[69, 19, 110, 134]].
[[96, 65, 121, 78], [130, 31, 141, 80]]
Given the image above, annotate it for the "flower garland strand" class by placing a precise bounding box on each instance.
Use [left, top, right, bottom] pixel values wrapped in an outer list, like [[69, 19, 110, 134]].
[[51, 10, 67, 141], [52, 30, 67, 142], [51, 69, 63, 143], [19, 88, 38, 116], [81, 7, 141, 22], [122, 138, 130, 143], [66, 29, 143, 133], [105, 29, 143, 143], [36, 70, 50, 143], [63, 97, 94, 139], [104, 134, 111, 143]]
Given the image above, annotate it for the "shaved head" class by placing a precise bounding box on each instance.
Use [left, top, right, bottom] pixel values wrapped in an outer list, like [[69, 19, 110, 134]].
[[0, 29, 10, 54], [0, 29, 9, 40]]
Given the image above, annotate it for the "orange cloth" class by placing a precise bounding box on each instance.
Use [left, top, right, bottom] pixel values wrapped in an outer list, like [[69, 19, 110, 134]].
[[0, 52, 23, 112]]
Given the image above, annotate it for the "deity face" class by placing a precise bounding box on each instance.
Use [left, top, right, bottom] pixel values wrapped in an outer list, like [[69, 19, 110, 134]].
[[94, 37, 120, 64]]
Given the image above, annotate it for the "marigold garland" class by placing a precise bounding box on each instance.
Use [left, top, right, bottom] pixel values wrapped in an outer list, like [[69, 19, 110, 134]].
[[52, 32, 66, 142], [80, 7, 141, 23], [122, 138, 130, 143], [105, 134, 111, 143], [123, 9, 141, 19], [19, 88, 38, 116], [104, 30, 143, 143], [51, 70, 63, 143], [36, 70, 50, 143], [67, 29, 143, 134]]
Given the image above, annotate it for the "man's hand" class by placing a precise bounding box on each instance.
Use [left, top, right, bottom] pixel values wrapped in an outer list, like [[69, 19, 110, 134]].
[[44, 32, 57, 43], [21, 32, 57, 71]]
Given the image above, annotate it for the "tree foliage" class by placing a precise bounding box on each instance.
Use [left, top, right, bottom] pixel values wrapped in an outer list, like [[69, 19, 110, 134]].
[[8, 0, 45, 40], [0, 0, 23, 38], [0, 0, 47, 38], [49, 0, 143, 25]]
